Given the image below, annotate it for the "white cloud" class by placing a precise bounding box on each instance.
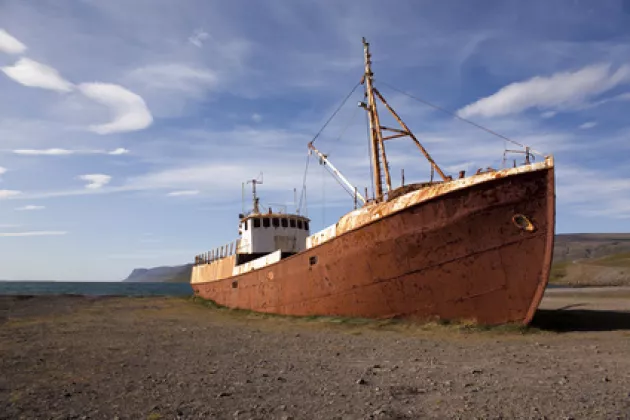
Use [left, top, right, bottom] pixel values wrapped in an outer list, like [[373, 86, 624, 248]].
[[166, 190, 200, 197], [579, 121, 597, 130], [1, 58, 74, 92], [109, 148, 129, 155], [0, 190, 21, 198], [0, 231, 67, 237], [128, 64, 218, 94], [0, 29, 27, 54], [541, 111, 556, 119], [13, 148, 74, 156], [458, 63, 630, 118], [557, 165, 630, 219], [252, 113, 263, 123], [78, 174, 111, 189], [12, 148, 130, 156], [188, 29, 209, 48], [15, 205, 45, 211], [0, 224, 20, 228], [0, 166, 6, 175], [78, 83, 153, 134]]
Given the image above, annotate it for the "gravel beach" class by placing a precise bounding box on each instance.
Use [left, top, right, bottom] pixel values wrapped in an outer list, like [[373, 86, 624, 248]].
[[1, 288, 630, 419]]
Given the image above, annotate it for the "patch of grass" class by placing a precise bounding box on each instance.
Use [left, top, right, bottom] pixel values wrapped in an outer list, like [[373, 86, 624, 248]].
[[189, 295, 541, 335], [146, 413, 161, 420], [549, 260, 571, 283], [583, 252, 630, 268]]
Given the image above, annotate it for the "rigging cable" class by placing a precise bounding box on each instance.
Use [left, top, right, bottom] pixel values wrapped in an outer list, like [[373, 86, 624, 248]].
[[321, 159, 325, 226], [296, 153, 310, 214], [328, 92, 362, 156], [296, 81, 362, 215], [310, 81, 362, 146], [321, 163, 359, 200], [376, 80, 543, 155]]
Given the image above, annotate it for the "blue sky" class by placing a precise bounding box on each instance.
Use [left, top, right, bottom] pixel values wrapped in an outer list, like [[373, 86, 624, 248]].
[[1, 0, 630, 281]]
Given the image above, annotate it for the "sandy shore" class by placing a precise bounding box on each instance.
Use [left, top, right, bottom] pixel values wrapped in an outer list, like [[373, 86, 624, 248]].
[[1, 288, 630, 419]]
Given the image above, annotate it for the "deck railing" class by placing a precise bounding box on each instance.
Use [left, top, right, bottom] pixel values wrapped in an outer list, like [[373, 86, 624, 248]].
[[194, 239, 241, 266]]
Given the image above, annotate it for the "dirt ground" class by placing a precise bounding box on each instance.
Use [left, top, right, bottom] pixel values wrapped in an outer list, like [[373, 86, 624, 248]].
[[1, 289, 630, 420]]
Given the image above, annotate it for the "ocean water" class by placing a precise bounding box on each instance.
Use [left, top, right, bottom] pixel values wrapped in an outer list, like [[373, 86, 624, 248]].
[[0, 281, 193, 296]]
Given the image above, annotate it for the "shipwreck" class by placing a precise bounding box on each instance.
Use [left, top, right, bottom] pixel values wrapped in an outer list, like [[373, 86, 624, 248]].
[[190, 38, 555, 325]]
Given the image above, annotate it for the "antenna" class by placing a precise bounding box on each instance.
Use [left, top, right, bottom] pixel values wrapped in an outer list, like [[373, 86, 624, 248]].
[[246, 172, 263, 214]]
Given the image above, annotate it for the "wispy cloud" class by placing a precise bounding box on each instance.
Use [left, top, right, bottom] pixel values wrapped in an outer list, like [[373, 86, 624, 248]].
[[0, 224, 20, 228], [128, 63, 218, 94], [541, 111, 556, 119], [558, 165, 630, 219], [0, 231, 67, 237], [458, 63, 630, 118], [0, 29, 27, 54], [579, 121, 597, 130], [78, 174, 111, 189], [12, 148, 130, 156], [188, 29, 209, 48], [78, 83, 153, 134], [0, 190, 21, 198], [1, 58, 74, 92], [15, 205, 45, 211], [252, 113, 262, 123], [166, 190, 199, 197], [13, 148, 74, 156], [0, 166, 6, 176]]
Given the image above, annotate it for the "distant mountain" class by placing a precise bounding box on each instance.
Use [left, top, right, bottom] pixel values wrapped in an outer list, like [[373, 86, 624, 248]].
[[551, 233, 630, 287], [553, 233, 630, 262], [123, 264, 192, 283]]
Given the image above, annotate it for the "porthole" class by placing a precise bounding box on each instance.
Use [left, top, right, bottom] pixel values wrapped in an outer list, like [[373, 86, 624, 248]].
[[512, 214, 535, 232]]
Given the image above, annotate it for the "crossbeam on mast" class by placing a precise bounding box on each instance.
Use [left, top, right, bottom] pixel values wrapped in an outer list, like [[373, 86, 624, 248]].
[[372, 88, 451, 182]]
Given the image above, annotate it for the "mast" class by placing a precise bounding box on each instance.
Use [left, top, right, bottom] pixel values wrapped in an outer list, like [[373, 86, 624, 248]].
[[247, 175, 263, 214], [361, 38, 450, 186], [362, 37, 391, 201]]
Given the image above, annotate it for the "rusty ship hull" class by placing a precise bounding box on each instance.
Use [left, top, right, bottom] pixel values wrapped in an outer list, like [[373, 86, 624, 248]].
[[191, 157, 555, 325]]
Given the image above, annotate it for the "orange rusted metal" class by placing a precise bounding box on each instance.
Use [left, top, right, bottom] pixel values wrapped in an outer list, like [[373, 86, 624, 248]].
[[191, 160, 555, 325], [189, 38, 556, 326]]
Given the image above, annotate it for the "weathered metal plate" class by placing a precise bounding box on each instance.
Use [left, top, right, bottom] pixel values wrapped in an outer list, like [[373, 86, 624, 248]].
[[191, 163, 555, 325]]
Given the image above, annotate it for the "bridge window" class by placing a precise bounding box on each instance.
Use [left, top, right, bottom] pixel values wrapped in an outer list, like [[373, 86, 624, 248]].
[[304, 221, 309, 230], [290, 219, 296, 228], [272, 218, 279, 227], [281, 219, 288, 228], [253, 218, 261, 228], [297, 220, 303, 229], [243, 221, 248, 231], [263, 218, 270, 228]]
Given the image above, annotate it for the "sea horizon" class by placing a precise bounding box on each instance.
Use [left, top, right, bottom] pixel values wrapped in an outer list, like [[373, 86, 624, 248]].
[[0, 280, 193, 296]]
